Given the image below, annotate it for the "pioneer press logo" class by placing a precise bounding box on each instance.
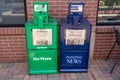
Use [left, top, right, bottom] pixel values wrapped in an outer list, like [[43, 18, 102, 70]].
[[33, 57, 52, 61]]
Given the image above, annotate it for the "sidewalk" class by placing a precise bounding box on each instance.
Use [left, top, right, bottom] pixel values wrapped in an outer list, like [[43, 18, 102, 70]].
[[0, 60, 120, 80]]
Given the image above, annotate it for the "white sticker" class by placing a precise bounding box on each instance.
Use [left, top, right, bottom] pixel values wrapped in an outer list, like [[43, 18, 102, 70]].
[[71, 5, 83, 12], [34, 4, 47, 12]]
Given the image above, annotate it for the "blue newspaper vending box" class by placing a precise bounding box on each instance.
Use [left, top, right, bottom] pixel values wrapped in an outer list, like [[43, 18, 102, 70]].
[[60, 2, 91, 72]]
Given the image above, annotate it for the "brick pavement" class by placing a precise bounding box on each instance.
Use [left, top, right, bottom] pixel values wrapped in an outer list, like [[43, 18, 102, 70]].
[[0, 60, 120, 80]]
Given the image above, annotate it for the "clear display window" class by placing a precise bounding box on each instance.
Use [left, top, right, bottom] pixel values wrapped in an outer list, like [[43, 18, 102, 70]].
[[32, 29, 52, 46], [65, 29, 86, 45]]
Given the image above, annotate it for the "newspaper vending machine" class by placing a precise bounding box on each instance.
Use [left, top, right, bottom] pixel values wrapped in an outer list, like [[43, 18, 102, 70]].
[[25, 2, 58, 74], [60, 2, 91, 72]]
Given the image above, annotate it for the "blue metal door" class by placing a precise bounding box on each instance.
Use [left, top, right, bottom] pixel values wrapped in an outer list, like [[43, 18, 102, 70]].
[[60, 18, 91, 50], [60, 50, 89, 72]]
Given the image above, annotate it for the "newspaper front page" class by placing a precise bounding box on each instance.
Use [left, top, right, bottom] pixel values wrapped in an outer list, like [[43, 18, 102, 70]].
[[32, 29, 52, 46], [65, 29, 86, 45]]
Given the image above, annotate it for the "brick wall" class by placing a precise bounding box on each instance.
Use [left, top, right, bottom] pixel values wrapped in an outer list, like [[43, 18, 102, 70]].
[[94, 26, 120, 59], [26, 0, 98, 26], [0, 28, 26, 62], [1, 0, 120, 62], [0, 0, 98, 62]]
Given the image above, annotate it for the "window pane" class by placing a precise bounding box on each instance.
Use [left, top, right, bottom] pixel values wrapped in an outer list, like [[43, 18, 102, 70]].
[[0, 0, 26, 26], [97, 0, 120, 25]]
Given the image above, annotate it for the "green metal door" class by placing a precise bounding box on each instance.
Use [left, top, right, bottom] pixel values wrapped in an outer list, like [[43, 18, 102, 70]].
[[27, 50, 57, 74], [25, 19, 57, 50]]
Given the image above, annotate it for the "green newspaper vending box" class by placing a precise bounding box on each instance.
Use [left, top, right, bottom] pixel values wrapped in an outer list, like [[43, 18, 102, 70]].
[[25, 2, 58, 74]]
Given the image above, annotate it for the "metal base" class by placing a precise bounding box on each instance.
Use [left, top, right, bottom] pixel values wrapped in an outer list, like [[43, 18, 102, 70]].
[[59, 69, 88, 73], [29, 69, 57, 74]]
